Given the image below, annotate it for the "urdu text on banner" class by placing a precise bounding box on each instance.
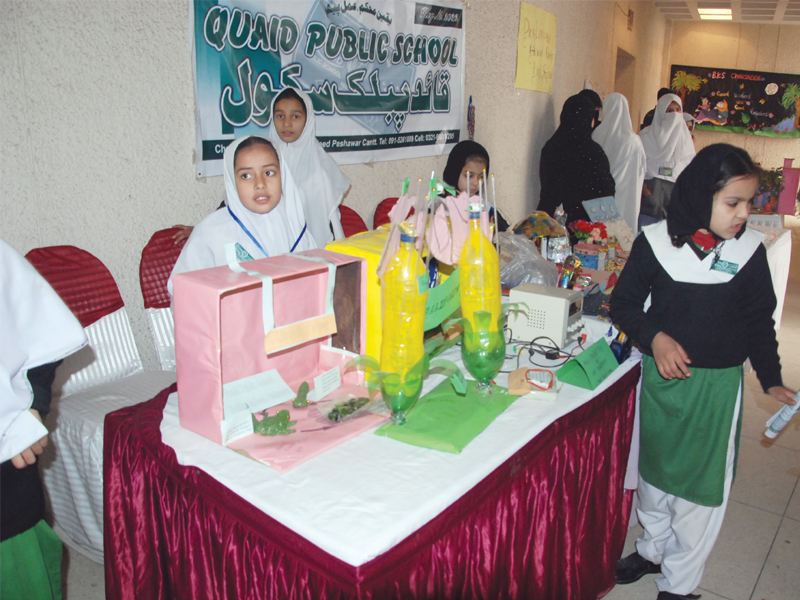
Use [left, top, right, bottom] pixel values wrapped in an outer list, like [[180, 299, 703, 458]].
[[191, 0, 466, 178]]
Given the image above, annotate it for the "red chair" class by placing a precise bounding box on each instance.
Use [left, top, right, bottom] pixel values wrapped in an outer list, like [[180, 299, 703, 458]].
[[372, 197, 399, 229], [25, 245, 176, 563], [140, 228, 184, 370], [339, 206, 369, 237]]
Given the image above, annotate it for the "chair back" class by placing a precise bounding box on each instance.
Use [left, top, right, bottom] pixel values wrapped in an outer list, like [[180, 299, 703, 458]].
[[372, 197, 399, 229], [139, 228, 183, 370], [339, 206, 369, 238], [25, 246, 143, 395]]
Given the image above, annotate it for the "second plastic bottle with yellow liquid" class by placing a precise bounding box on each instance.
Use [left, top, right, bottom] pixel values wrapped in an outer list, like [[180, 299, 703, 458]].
[[459, 204, 505, 391]]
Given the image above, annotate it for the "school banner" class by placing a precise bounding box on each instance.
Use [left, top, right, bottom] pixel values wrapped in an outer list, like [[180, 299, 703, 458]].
[[191, 0, 466, 178], [670, 64, 800, 138]]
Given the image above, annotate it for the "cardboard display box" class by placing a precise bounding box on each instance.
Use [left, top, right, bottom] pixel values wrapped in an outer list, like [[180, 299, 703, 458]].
[[173, 249, 368, 450]]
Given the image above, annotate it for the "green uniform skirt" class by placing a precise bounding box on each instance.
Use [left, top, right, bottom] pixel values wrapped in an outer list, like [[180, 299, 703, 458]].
[[0, 520, 62, 600], [639, 355, 742, 507]]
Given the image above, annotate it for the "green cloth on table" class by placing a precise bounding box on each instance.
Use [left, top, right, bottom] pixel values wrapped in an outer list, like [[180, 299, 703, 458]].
[[1, 519, 63, 600], [375, 379, 519, 453]]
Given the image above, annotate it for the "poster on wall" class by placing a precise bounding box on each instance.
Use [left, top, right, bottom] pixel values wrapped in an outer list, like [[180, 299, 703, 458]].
[[191, 0, 466, 178], [514, 3, 556, 93], [670, 64, 800, 138]]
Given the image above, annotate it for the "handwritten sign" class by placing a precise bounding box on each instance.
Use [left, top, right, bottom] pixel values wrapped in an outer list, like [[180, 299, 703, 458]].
[[556, 338, 618, 390], [515, 3, 556, 94]]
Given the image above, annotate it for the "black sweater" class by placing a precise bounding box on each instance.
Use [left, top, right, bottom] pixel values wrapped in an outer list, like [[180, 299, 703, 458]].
[[610, 234, 782, 392], [1, 361, 61, 541]]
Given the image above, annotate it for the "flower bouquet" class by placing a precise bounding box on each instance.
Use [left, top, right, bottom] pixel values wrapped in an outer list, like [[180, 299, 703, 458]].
[[569, 220, 608, 244]]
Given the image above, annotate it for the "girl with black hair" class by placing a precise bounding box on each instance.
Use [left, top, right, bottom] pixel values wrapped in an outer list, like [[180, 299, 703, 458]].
[[268, 88, 351, 245], [610, 144, 795, 600], [442, 140, 509, 231]]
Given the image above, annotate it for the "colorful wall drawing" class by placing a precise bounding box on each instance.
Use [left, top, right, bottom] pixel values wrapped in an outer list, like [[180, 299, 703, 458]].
[[670, 64, 800, 138]]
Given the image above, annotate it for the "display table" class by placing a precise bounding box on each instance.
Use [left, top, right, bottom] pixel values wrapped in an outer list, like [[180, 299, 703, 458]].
[[104, 349, 640, 599]]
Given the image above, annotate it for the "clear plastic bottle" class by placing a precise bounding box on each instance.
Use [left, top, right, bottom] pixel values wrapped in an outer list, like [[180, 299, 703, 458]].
[[380, 226, 428, 423], [765, 390, 800, 438], [459, 204, 505, 391], [459, 205, 501, 330]]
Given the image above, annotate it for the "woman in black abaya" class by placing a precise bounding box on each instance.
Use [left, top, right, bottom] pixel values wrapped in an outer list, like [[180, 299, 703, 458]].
[[538, 95, 616, 223]]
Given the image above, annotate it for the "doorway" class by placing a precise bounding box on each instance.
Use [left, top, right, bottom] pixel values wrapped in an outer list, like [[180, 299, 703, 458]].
[[614, 47, 636, 121]]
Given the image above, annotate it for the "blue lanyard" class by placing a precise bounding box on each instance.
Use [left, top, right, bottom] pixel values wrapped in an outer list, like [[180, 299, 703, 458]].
[[228, 206, 269, 257], [290, 223, 307, 252], [228, 206, 308, 256]]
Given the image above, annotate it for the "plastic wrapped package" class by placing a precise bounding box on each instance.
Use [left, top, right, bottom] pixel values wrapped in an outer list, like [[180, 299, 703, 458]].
[[498, 233, 559, 287], [511, 211, 567, 240]]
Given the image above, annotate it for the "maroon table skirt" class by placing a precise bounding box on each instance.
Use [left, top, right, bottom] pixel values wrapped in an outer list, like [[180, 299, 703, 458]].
[[104, 364, 639, 600]]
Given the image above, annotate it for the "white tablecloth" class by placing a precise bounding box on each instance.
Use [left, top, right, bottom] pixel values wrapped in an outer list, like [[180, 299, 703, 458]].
[[160, 317, 636, 567]]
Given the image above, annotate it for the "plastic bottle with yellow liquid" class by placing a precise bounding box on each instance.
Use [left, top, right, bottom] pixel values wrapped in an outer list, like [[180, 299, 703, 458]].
[[459, 203, 505, 391], [380, 225, 428, 423]]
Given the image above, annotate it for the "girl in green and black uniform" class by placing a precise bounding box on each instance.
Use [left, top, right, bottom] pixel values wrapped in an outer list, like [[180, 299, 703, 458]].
[[610, 144, 795, 600]]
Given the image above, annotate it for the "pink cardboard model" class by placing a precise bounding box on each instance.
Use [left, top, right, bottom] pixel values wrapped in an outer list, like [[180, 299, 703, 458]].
[[172, 249, 380, 471]]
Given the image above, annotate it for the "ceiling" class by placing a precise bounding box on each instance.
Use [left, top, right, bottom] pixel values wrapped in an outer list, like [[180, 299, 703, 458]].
[[655, 0, 800, 24]]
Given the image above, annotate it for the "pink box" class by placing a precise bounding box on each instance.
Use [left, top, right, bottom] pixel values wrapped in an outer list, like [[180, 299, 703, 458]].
[[173, 250, 373, 463]]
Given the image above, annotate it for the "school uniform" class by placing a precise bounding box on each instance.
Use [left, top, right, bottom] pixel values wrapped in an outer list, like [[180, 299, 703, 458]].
[[268, 88, 350, 245], [638, 94, 695, 227], [168, 136, 316, 296], [592, 93, 647, 232], [610, 144, 783, 596], [1, 238, 87, 599]]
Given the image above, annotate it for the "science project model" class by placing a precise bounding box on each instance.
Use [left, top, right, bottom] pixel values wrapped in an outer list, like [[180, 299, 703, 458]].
[[459, 202, 505, 392], [378, 223, 428, 424]]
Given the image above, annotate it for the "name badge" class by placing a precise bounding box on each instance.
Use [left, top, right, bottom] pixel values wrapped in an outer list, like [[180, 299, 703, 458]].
[[658, 166, 673, 177], [711, 259, 738, 275]]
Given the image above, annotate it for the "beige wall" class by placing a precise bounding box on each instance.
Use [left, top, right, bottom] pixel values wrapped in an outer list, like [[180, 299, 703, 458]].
[[0, 0, 667, 369], [663, 20, 800, 169]]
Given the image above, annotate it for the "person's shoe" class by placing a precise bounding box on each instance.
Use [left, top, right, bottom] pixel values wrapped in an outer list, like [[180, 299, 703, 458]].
[[616, 552, 661, 584], [656, 592, 701, 599]]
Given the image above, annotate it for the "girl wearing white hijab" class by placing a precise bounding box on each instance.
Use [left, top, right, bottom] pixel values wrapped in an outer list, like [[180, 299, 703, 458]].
[[2, 238, 87, 595], [268, 88, 351, 245], [638, 93, 696, 229], [592, 93, 647, 232], [169, 135, 316, 295]]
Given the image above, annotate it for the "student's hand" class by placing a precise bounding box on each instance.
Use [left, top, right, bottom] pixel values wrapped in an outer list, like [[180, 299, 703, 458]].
[[651, 332, 691, 380], [642, 185, 652, 197], [172, 225, 194, 245], [10, 409, 48, 469], [767, 386, 797, 406]]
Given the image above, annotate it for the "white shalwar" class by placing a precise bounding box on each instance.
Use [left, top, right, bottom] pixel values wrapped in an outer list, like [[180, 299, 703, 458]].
[[635, 383, 740, 595]]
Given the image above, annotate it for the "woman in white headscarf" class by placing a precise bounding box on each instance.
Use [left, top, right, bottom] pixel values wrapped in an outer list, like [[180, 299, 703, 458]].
[[268, 88, 351, 245], [168, 135, 316, 295], [638, 93, 696, 229], [592, 93, 646, 232]]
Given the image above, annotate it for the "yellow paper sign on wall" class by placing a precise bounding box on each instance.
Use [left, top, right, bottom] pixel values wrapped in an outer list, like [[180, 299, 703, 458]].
[[515, 3, 556, 93]]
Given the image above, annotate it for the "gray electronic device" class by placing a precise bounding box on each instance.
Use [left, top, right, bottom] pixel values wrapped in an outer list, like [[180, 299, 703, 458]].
[[507, 283, 584, 347]]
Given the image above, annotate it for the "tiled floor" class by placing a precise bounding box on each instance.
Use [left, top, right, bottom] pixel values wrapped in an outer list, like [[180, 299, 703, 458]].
[[59, 218, 800, 600]]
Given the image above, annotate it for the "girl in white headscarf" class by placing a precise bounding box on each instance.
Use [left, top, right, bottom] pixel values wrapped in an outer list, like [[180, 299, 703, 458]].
[[638, 93, 696, 229], [168, 135, 316, 295], [268, 88, 351, 245], [592, 93, 647, 232], [2, 238, 87, 596]]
